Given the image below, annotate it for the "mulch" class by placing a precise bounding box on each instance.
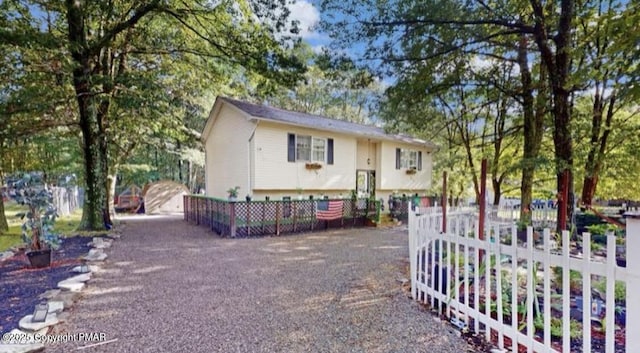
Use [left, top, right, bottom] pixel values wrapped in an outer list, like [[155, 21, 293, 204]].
[[0, 236, 98, 333]]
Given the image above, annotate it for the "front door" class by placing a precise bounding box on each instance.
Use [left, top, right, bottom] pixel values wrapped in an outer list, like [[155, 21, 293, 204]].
[[356, 170, 375, 198]]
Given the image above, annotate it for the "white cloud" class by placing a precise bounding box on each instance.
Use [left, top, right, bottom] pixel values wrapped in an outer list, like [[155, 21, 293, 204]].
[[288, 0, 321, 39], [311, 44, 326, 54], [469, 55, 494, 71]]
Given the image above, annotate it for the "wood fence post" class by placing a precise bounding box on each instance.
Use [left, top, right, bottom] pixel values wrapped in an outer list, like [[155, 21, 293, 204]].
[[442, 171, 447, 233], [624, 212, 640, 350], [183, 196, 187, 221], [196, 197, 200, 225], [229, 202, 236, 237], [276, 202, 281, 236]]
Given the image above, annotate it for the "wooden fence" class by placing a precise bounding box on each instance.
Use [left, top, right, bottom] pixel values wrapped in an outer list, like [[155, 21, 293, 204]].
[[409, 207, 639, 353], [184, 195, 381, 237]]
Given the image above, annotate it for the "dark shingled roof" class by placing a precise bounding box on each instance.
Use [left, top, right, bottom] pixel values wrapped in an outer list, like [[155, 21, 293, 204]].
[[220, 97, 436, 148]]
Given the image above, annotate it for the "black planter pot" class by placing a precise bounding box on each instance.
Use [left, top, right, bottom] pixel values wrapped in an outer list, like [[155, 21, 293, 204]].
[[26, 249, 52, 268]]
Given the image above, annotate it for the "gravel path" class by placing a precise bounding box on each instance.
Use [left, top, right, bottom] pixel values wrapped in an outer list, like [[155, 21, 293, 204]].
[[48, 216, 472, 352]]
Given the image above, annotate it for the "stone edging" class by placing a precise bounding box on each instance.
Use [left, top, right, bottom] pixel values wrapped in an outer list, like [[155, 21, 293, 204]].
[[0, 233, 120, 353]]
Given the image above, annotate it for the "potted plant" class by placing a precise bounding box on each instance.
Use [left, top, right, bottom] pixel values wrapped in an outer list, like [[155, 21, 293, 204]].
[[227, 186, 240, 201], [13, 173, 62, 268], [406, 168, 417, 175]]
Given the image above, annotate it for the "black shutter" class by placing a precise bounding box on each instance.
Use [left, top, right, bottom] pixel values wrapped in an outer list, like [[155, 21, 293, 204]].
[[287, 133, 295, 162], [395, 148, 401, 169], [418, 151, 423, 170], [327, 138, 334, 164]]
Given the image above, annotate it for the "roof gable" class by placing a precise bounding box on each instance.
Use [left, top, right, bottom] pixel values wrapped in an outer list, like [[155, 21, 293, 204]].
[[215, 97, 436, 149]]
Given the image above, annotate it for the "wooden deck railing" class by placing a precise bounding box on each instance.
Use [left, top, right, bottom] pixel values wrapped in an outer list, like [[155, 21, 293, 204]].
[[184, 195, 380, 237]]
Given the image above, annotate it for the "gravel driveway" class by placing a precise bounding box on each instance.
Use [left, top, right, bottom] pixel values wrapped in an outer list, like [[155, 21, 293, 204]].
[[48, 215, 472, 353]]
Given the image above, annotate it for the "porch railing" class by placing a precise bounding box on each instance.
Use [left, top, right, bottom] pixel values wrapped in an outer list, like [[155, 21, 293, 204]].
[[184, 195, 381, 237]]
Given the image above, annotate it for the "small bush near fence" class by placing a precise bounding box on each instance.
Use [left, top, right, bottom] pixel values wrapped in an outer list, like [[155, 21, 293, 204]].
[[184, 195, 381, 237]]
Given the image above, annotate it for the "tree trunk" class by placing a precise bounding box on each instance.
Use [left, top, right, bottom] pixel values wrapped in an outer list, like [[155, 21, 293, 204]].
[[0, 196, 8, 233], [67, 0, 106, 231], [518, 35, 545, 224], [0, 144, 7, 232], [531, 0, 575, 232], [581, 92, 615, 206], [76, 99, 107, 231], [491, 89, 508, 206]]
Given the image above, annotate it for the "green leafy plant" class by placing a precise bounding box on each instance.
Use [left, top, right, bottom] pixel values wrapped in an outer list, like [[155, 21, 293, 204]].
[[534, 316, 582, 338], [586, 223, 617, 236], [593, 277, 626, 303], [516, 219, 531, 231], [226, 186, 240, 198], [13, 173, 62, 251]]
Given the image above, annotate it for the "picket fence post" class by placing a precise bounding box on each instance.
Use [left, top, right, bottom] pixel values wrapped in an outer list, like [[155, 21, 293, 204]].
[[408, 202, 417, 300], [624, 212, 640, 351]]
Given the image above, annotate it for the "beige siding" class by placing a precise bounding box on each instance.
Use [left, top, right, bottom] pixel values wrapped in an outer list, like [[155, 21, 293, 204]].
[[203, 104, 257, 198], [377, 141, 432, 192], [253, 122, 357, 192]]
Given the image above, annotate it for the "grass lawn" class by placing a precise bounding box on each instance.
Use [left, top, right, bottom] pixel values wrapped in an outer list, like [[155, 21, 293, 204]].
[[0, 200, 84, 252]]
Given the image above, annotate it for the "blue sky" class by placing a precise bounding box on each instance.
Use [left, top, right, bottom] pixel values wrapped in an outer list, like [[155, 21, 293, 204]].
[[286, 0, 330, 52]]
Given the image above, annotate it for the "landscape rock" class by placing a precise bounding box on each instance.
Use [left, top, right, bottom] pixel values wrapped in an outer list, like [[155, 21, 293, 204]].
[[18, 313, 59, 332], [47, 301, 64, 314], [71, 265, 90, 273], [57, 280, 85, 292], [50, 291, 79, 308], [83, 249, 107, 262], [89, 237, 113, 249], [64, 273, 92, 283], [0, 341, 45, 353], [37, 289, 61, 301]]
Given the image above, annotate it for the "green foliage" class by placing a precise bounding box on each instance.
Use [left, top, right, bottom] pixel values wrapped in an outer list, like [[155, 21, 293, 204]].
[[586, 223, 618, 236], [534, 316, 582, 339], [593, 278, 626, 303], [267, 44, 382, 124], [1, 0, 307, 230], [320, 0, 640, 208], [12, 173, 61, 250], [227, 186, 240, 198]]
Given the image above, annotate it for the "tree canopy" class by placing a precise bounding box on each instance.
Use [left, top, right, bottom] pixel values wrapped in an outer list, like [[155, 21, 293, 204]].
[[320, 0, 640, 223], [1, 0, 306, 230]]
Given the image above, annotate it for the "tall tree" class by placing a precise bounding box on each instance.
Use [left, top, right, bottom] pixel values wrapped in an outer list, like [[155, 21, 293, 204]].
[[2, 0, 304, 230], [320, 0, 637, 228], [573, 0, 636, 206]]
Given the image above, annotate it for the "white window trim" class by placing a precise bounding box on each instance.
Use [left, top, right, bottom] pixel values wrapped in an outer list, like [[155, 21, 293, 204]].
[[400, 149, 418, 169], [311, 137, 326, 162], [296, 134, 326, 163]]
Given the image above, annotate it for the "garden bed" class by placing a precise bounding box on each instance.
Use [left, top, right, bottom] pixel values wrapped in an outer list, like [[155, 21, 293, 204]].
[[0, 235, 107, 333]]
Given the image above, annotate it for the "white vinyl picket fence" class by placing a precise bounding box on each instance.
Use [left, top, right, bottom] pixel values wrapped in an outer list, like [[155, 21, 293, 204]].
[[408, 207, 640, 353]]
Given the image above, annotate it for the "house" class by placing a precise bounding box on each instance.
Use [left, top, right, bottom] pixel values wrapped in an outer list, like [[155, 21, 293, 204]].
[[201, 96, 436, 204]]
